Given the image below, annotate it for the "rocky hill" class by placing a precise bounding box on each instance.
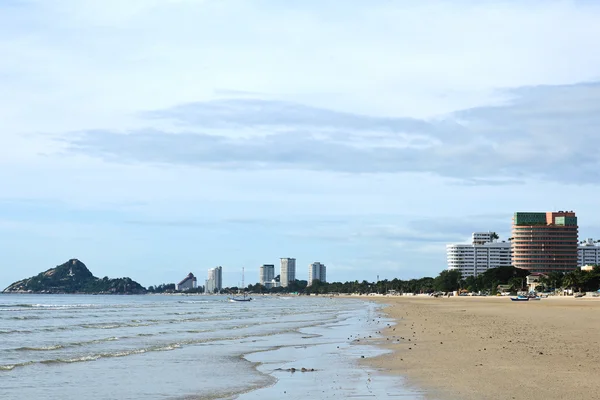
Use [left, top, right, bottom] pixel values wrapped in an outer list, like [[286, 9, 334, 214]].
[[2, 259, 147, 294]]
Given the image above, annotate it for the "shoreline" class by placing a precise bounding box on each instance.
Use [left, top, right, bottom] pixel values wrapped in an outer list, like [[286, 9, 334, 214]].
[[235, 299, 423, 399], [364, 296, 600, 400]]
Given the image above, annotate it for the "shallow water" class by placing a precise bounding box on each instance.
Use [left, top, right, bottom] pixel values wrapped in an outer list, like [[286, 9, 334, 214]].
[[0, 294, 421, 399]]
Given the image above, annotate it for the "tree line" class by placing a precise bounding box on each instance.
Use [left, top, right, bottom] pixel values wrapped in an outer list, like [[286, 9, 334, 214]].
[[148, 265, 600, 295]]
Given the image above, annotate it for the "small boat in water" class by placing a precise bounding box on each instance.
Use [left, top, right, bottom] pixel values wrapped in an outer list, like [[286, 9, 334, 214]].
[[229, 296, 252, 302], [229, 267, 252, 302]]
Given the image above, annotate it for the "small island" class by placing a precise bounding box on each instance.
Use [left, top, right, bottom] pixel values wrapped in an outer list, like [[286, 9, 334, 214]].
[[2, 259, 146, 294]]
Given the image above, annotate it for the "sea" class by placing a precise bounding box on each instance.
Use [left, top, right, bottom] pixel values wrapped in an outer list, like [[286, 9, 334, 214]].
[[0, 294, 422, 400]]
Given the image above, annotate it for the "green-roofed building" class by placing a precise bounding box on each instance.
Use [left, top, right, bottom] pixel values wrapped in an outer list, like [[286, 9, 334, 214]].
[[512, 211, 579, 273]]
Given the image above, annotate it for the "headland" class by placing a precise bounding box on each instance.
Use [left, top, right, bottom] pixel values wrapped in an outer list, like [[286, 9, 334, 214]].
[[2, 259, 146, 294]]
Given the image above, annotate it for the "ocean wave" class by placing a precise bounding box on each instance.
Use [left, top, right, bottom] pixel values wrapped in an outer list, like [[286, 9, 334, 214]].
[[74, 336, 121, 346], [32, 344, 182, 366], [81, 324, 121, 329], [40, 326, 71, 332], [40, 355, 102, 364], [0, 303, 101, 309], [32, 303, 99, 308], [1, 321, 340, 373], [13, 336, 121, 352], [0, 329, 33, 335], [154, 344, 181, 351], [10, 315, 43, 320], [15, 344, 65, 351], [0, 361, 34, 371], [0, 303, 142, 312], [177, 300, 210, 304], [80, 322, 152, 329], [168, 311, 206, 316], [1, 341, 188, 372]]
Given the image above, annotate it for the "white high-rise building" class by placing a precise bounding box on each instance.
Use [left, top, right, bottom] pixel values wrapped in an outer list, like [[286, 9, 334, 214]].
[[207, 266, 222, 291], [205, 278, 216, 293], [447, 232, 511, 277], [578, 238, 600, 266], [280, 258, 296, 287], [259, 264, 275, 285], [308, 262, 326, 285]]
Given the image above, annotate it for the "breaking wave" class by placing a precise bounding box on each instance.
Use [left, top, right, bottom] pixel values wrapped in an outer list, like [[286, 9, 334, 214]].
[[2, 344, 184, 371]]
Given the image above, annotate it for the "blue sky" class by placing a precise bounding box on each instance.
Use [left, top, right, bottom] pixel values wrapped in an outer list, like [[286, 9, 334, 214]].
[[2, 0, 600, 289]]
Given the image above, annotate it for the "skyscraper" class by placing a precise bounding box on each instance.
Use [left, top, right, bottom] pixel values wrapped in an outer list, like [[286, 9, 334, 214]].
[[308, 262, 327, 285], [280, 258, 296, 287], [511, 211, 578, 273], [259, 264, 275, 285], [207, 266, 223, 292]]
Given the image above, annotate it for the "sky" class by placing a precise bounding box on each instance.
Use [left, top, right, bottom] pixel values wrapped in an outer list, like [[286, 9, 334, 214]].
[[2, 0, 600, 289]]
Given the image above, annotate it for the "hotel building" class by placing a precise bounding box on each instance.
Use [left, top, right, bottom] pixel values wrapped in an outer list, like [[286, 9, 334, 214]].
[[511, 211, 578, 273], [259, 264, 275, 286], [280, 258, 296, 287], [175, 273, 197, 291], [308, 262, 327, 285], [578, 238, 600, 266], [447, 232, 512, 277]]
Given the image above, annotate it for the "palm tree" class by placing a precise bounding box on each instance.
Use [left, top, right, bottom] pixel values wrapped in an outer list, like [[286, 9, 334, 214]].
[[508, 277, 524, 292], [547, 271, 564, 290], [563, 270, 583, 293], [538, 275, 550, 290]]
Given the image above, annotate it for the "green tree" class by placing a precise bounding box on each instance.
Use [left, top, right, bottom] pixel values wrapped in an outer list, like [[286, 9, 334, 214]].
[[508, 277, 524, 292], [563, 270, 585, 292], [434, 270, 462, 292]]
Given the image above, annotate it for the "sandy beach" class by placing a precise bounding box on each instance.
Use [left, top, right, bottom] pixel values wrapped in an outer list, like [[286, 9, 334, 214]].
[[366, 296, 600, 400]]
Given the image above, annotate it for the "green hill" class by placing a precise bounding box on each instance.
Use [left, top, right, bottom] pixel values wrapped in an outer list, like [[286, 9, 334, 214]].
[[2, 259, 147, 294]]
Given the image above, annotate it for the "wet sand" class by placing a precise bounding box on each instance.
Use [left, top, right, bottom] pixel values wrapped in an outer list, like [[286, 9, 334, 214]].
[[367, 296, 600, 400], [237, 300, 423, 399]]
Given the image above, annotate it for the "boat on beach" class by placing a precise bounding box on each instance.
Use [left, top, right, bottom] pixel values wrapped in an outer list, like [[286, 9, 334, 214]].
[[510, 296, 529, 302]]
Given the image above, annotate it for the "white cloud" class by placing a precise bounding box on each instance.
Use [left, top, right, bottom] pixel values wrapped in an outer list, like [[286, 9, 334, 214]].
[[49, 82, 600, 183]]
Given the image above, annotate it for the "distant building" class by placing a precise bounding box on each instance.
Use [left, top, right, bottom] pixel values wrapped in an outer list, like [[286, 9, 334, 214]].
[[206, 266, 222, 293], [308, 262, 327, 285], [447, 232, 511, 278], [280, 258, 296, 287], [512, 211, 578, 273], [176, 273, 197, 291], [578, 238, 600, 266], [526, 273, 546, 292], [264, 279, 281, 290], [259, 264, 275, 286], [496, 284, 512, 295], [205, 278, 216, 294]]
